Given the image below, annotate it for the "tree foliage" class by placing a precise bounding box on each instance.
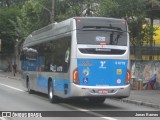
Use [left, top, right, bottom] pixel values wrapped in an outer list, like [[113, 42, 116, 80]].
[[20, 0, 52, 36], [20, 0, 99, 35], [98, 0, 160, 59], [0, 0, 26, 55], [0, 0, 160, 60], [55, 0, 99, 21], [98, 0, 147, 44], [0, 6, 21, 53], [0, 0, 25, 8]]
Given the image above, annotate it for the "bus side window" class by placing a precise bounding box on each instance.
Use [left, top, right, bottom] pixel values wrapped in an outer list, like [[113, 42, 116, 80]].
[[63, 40, 71, 72]]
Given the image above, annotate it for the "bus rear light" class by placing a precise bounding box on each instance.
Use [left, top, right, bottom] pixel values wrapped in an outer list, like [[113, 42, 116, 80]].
[[100, 42, 107, 45], [73, 68, 79, 84], [126, 70, 131, 85], [76, 19, 81, 23], [121, 21, 126, 25]]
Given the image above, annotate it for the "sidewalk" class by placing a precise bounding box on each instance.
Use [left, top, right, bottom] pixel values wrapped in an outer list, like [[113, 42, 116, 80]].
[[0, 72, 160, 109], [0, 71, 21, 80]]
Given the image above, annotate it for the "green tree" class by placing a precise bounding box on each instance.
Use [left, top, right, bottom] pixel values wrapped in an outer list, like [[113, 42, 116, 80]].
[[98, 0, 160, 60], [0, 7, 21, 53], [0, 0, 25, 8], [56, 0, 99, 18], [0, 0, 25, 54], [20, 0, 100, 36], [0, 6, 21, 69], [20, 0, 51, 36]]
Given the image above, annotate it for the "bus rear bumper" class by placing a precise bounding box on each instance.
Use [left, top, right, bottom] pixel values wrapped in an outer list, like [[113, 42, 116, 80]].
[[70, 84, 130, 98]]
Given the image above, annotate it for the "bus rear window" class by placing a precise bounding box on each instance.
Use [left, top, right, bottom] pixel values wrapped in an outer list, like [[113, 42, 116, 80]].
[[77, 29, 127, 46], [75, 18, 127, 46]]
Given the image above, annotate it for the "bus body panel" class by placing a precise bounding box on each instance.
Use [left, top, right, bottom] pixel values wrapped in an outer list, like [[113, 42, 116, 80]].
[[70, 83, 130, 98], [77, 59, 128, 86], [21, 17, 130, 100]]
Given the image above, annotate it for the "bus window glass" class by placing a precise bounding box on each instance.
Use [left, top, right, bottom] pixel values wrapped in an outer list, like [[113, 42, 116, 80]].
[[77, 30, 127, 46], [31, 36, 71, 73]]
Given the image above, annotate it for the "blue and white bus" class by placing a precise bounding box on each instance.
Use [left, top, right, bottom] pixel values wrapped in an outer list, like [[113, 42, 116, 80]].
[[20, 17, 131, 104]]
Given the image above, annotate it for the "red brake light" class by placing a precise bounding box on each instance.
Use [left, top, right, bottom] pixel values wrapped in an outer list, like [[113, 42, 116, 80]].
[[122, 21, 126, 25], [126, 70, 131, 84], [73, 68, 79, 84], [76, 19, 81, 23], [100, 42, 107, 45]]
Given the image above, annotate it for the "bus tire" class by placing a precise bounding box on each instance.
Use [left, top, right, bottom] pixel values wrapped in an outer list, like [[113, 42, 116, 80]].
[[26, 79, 34, 94], [48, 80, 59, 103], [88, 97, 106, 104]]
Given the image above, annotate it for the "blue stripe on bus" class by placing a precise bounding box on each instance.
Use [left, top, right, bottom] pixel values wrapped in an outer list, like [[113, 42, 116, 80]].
[[77, 59, 128, 86], [37, 75, 70, 95], [37, 75, 48, 88], [54, 78, 70, 95]]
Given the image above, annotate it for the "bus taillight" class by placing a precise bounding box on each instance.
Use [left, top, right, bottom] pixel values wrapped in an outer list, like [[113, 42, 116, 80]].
[[121, 21, 126, 25], [126, 70, 131, 85], [76, 19, 81, 23], [73, 68, 79, 84]]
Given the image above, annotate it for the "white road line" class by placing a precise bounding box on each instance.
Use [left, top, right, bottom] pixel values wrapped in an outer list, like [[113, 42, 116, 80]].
[[61, 103, 118, 120], [0, 83, 25, 92], [0, 117, 7, 120]]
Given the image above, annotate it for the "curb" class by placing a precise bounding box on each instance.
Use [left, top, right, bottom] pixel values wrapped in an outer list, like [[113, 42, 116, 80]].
[[112, 98, 160, 109], [8, 76, 21, 80]]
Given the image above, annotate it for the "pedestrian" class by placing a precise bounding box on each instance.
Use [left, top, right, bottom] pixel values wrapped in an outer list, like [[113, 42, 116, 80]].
[[143, 74, 157, 90]]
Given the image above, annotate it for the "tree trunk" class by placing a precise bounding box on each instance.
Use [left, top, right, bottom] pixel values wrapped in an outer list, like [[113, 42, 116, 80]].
[[51, 0, 55, 23]]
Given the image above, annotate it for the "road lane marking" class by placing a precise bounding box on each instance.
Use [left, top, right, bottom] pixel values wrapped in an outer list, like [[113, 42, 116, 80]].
[[61, 103, 118, 120], [0, 117, 7, 120], [0, 83, 25, 92]]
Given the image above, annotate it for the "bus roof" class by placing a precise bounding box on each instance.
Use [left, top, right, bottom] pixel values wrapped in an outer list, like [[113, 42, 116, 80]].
[[23, 17, 127, 47]]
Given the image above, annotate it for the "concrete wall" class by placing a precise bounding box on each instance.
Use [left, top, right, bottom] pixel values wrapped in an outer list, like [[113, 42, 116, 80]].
[[0, 54, 20, 71]]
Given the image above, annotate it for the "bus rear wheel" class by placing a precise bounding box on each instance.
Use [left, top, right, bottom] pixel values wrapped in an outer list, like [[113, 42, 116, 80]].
[[48, 81, 59, 103], [88, 97, 106, 104]]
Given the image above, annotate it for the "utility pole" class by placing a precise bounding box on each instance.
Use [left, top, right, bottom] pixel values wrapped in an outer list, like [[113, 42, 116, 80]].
[[149, 17, 154, 60], [51, 0, 55, 23]]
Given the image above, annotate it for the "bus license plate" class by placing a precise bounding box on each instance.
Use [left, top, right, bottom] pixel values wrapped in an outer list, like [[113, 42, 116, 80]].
[[98, 90, 108, 94]]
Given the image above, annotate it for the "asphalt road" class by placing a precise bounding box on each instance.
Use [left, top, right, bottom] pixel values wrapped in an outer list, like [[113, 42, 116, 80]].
[[0, 76, 159, 120]]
